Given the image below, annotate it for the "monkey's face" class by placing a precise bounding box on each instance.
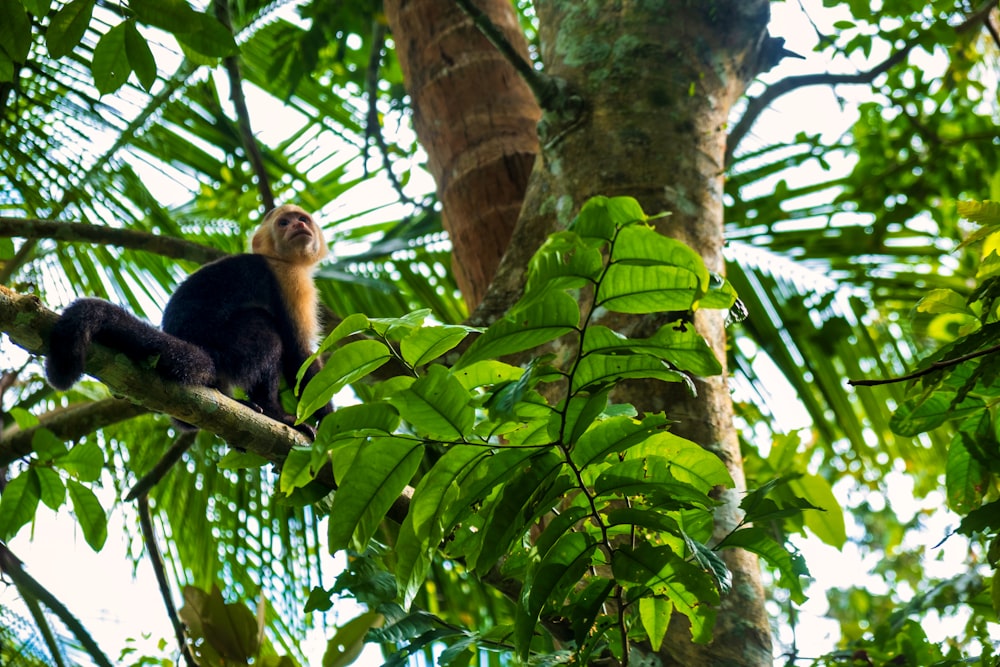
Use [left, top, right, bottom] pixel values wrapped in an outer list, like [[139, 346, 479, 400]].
[[254, 205, 329, 264]]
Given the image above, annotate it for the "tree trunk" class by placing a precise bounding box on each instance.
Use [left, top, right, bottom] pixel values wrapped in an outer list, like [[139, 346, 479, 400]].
[[387, 1, 774, 664], [384, 0, 540, 310]]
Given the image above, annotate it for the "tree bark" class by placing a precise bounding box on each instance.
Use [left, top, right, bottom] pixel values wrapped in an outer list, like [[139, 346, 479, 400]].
[[387, 1, 774, 664], [384, 0, 540, 310]]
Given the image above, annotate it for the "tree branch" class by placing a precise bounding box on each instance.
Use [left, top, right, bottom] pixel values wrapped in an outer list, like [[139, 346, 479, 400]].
[[848, 342, 1000, 387], [0, 217, 227, 265], [726, 39, 918, 166], [0, 285, 414, 523], [0, 398, 148, 467], [213, 0, 275, 213]]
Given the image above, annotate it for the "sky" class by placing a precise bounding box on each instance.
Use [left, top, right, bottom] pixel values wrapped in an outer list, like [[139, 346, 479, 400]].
[[0, 0, 990, 665]]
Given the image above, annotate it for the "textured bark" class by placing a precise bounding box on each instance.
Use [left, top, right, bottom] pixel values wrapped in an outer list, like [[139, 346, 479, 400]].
[[384, 0, 540, 310], [387, 0, 775, 664]]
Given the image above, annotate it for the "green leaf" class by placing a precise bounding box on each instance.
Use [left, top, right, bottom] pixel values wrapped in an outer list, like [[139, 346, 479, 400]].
[[946, 436, 988, 513], [172, 10, 237, 58], [91, 22, 131, 95], [0, 0, 31, 62], [570, 413, 670, 469], [54, 441, 104, 482], [124, 20, 156, 90], [395, 445, 487, 604], [915, 289, 975, 317], [612, 543, 718, 643], [399, 325, 475, 367], [129, 0, 200, 32], [722, 526, 808, 604], [279, 447, 315, 493], [789, 473, 846, 547], [629, 432, 733, 494], [571, 196, 647, 243], [456, 290, 580, 367], [572, 353, 689, 393], [322, 611, 380, 667], [593, 457, 714, 508], [327, 436, 423, 553], [46, 0, 95, 59], [957, 199, 1000, 225], [524, 231, 604, 295], [560, 387, 611, 445], [315, 402, 401, 442], [582, 324, 722, 376], [217, 450, 269, 470], [639, 596, 673, 652], [598, 264, 702, 314], [388, 365, 474, 439], [31, 428, 68, 460], [452, 360, 523, 390], [35, 467, 66, 511], [67, 479, 107, 551], [0, 471, 40, 540], [515, 531, 597, 657], [298, 340, 391, 421], [21, 0, 51, 16]]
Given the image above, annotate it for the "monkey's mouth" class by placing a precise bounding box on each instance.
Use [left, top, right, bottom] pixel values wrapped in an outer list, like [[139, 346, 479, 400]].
[[288, 229, 313, 241]]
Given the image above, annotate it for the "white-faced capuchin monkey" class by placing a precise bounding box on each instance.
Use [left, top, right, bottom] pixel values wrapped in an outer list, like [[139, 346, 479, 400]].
[[46, 204, 334, 435]]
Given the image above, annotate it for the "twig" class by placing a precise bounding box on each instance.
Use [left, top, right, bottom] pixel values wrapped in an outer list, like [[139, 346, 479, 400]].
[[452, 0, 562, 110], [213, 0, 275, 213], [848, 341, 1000, 387], [137, 496, 198, 667], [365, 20, 417, 207], [726, 39, 918, 166], [125, 430, 197, 501]]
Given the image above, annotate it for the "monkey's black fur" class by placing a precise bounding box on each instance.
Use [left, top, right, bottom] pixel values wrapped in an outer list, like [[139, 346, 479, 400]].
[[46, 254, 331, 430]]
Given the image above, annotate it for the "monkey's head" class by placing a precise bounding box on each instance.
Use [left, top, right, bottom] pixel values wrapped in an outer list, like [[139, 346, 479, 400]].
[[252, 204, 329, 265]]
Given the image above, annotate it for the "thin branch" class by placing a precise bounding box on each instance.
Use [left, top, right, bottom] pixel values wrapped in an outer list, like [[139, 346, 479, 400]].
[[848, 342, 1000, 387], [0, 541, 114, 667], [125, 431, 197, 501], [137, 495, 197, 667], [452, 0, 562, 111], [0, 217, 227, 264], [0, 399, 148, 467], [726, 39, 918, 166], [214, 0, 275, 213], [365, 20, 417, 207]]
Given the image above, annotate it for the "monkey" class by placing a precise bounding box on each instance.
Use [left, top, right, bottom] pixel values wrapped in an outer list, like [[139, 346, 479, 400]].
[[45, 204, 333, 436]]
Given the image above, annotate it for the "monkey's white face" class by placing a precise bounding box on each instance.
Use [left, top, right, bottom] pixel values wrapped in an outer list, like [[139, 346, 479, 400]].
[[255, 204, 329, 264]]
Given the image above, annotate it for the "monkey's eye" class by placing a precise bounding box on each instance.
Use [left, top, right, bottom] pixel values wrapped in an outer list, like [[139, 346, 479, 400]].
[[277, 218, 290, 227]]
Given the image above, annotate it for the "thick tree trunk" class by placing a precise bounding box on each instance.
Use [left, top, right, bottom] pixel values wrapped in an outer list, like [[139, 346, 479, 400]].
[[384, 0, 540, 310], [387, 1, 774, 664]]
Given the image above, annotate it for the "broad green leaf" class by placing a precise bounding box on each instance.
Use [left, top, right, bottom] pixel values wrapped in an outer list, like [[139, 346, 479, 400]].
[[569, 577, 616, 647], [400, 325, 475, 367], [611, 225, 705, 276], [582, 324, 722, 376], [180, 586, 258, 662], [91, 22, 131, 95], [388, 365, 474, 439], [628, 432, 733, 493], [368, 308, 431, 339], [327, 437, 423, 553], [313, 313, 371, 358], [533, 505, 590, 559], [315, 402, 401, 442], [559, 387, 611, 445], [525, 231, 604, 295], [722, 526, 808, 604], [323, 610, 380, 667], [124, 20, 156, 90], [279, 447, 315, 494], [45, 0, 95, 58], [516, 531, 597, 657], [217, 450, 268, 470], [571, 196, 647, 243], [946, 436, 987, 513], [395, 445, 487, 604], [571, 413, 670, 469], [21, 0, 51, 15], [598, 264, 702, 314], [31, 428, 68, 460], [173, 11, 237, 58], [789, 473, 846, 547], [452, 360, 523, 390], [55, 441, 104, 482], [957, 199, 1000, 225], [456, 290, 580, 368], [640, 596, 673, 652], [470, 452, 566, 573], [699, 275, 738, 310], [298, 340, 391, 421], [0, 1, 31, 62], [607, 508, 682, 541], [594, 457, 713, 508], [67, 479, 107, 551], [35, 467, 66, 511], [0, 471, 40, 540], [612, 543, 718, 643], [447, 447, 548, 529], [684, 533, 731, 594], [916, 289, 975, 316], [890, 392, 983, 436], [572, 353, 689, 393], [0, 51, 12, 83]]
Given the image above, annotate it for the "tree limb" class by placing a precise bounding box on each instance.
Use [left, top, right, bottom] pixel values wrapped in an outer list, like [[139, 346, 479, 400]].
[[848, 342, 1000, 387], [725, 39, 918, 166], [0, 398, 148, 467], [214, 0, 275, 213], [0, 217, 227, 264]]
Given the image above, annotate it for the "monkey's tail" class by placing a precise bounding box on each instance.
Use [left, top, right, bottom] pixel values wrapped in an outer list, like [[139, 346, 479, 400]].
[[46, 298, 216, 390]]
